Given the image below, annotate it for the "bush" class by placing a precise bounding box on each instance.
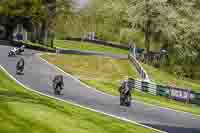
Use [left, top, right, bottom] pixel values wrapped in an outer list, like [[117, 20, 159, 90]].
[[172, 66, 185, 79]]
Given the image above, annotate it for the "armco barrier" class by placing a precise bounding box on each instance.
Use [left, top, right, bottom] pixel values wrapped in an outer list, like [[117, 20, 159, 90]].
[[191, 92, 200, 105], [128, 53, 150, 81], [131, 79, 200, 105], [156, 85, 170, 97]]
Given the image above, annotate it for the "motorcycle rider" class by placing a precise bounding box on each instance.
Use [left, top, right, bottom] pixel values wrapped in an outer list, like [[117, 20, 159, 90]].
[[119, 77, 133, 107], [16, 58, 25, 75], [53, 75, 64, 95]]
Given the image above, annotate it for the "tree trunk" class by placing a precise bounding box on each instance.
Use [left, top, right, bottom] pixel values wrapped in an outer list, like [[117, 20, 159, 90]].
[[50, 32, 55, 48], [145, 20, 151, 53], [41, 20, 49, 45], [145, 0, 151, 53]]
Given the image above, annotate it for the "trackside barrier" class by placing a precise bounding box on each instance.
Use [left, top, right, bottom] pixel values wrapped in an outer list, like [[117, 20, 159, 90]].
[[130, 79, 200, 105], [128, 53, 150, 81]]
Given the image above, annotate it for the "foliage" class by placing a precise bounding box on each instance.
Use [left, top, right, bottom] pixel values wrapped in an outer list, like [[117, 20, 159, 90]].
[[128, 0, 179, 52], [0, 0, 73, 42], [128, 0, 200, 79], [54, 0, 130, 42], [0, 0, 47, 23]]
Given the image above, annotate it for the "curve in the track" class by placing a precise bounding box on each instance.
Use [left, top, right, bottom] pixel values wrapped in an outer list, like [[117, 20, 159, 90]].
[[0, 45, 200, 133]]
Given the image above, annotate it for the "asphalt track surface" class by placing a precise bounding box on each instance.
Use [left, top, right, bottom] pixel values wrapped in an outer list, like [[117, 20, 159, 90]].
[[0, 45, 200, 133], [56, 47, 128, 59]]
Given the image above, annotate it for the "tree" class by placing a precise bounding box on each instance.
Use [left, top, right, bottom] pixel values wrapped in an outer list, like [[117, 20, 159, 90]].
[[86, 0, 129, 41], [128, 0, 180, 53], [56, 0, 129, 41], [129, 0, 200, 79], [0, 0, 73, 44]]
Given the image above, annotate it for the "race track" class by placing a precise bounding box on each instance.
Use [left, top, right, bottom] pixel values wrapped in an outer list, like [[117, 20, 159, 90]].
[[0, 45, 200, 133]]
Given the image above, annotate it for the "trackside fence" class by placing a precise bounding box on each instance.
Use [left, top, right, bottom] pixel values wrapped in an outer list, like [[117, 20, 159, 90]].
[[130, 79, 200, 105]]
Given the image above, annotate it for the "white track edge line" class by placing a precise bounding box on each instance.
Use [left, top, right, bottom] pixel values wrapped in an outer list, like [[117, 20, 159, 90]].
[[38, 53, 200, 118], [0, 65, 165, 133]]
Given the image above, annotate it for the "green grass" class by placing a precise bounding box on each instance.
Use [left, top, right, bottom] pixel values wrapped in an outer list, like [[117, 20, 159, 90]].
[[55, 40, 129, 55], [42, 54, 200, 116], [0, 68, 157, 133], [142, 63, 200, 92]]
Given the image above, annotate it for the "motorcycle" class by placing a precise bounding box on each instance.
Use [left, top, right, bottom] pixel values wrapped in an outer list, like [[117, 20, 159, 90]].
[[8, 45, 25, 57], [119, 80, 133, 107], [8, 48, 18, 57], [120, 93, 132, 107]]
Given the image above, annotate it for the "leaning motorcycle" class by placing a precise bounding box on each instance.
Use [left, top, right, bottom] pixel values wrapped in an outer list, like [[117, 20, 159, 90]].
[[8, 50, 16, 57]]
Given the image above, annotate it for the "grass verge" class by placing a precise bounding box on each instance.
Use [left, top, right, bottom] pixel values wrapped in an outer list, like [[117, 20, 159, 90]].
[[55, 40, 128, 55], [41, 54, 200, 116], [0, 67, 157, 133], [142, 63, 200, 92]]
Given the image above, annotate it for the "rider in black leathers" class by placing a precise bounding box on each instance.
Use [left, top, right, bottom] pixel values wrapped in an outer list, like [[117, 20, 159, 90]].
[[53, 75, 64, 95], [119, 78, 133, 107], [16, 58, 25, 74]]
